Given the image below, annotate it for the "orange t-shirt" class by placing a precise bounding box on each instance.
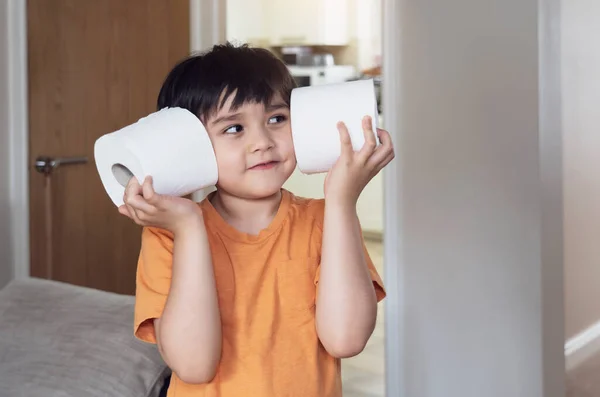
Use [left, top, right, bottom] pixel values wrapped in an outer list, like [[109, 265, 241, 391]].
[[134, 189, 385, 397]]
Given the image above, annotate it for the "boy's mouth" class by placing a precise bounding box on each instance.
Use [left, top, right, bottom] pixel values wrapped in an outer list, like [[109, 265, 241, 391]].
[[249, 161, 279, 170]]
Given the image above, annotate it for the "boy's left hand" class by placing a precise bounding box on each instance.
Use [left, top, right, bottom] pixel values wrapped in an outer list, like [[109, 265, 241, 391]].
[[324, 115, 395, 206]]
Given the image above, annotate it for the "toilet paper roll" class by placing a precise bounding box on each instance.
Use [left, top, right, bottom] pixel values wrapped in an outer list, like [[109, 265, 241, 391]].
[[290, 79, 379, 174], [94, 107, 218, 207]]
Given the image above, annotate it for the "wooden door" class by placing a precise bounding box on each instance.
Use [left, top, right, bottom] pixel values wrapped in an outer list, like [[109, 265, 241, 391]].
[[27, 0, 190, 295]]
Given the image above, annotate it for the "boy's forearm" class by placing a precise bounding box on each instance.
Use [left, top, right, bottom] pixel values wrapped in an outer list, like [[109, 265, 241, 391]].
[[158, 218, 222, 384], [315, 200, 377, 358]]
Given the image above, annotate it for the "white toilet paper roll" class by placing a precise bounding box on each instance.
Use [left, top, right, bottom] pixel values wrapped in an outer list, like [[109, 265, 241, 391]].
[[94, 107, 218, 207], [290, 79, 379, 174]]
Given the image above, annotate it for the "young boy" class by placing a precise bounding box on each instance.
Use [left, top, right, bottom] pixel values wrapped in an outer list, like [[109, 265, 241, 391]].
[[119, 42, 394, 396]]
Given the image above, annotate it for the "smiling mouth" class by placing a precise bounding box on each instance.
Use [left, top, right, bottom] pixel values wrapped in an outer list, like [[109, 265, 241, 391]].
[[249, 161, 279, 170]]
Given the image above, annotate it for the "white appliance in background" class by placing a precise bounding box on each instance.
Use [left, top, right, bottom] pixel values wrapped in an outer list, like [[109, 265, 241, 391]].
[[287, 65, 357, 87]]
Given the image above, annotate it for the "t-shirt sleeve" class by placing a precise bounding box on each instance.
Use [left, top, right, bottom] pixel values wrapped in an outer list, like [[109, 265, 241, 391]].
[[311, 200, 386, 302], [133, 226, 174, 344]]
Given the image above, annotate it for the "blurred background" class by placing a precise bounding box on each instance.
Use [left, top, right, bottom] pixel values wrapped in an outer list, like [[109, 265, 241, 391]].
[[5, 1, 600, 396]]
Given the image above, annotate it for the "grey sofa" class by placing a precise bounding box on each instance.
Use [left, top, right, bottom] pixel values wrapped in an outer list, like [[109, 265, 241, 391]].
[[0, 278, 170, 397]]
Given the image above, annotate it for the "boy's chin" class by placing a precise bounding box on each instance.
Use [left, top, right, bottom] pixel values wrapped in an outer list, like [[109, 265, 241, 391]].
[[217, 168, 294, 200], [247, 187, 284, 200], [217, 181, 284, 200]]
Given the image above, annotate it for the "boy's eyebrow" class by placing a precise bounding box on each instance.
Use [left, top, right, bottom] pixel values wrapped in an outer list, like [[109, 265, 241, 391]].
[[266, 102, 289, 112], [210, 103, 289, 125], [210, 112, 242, 126]]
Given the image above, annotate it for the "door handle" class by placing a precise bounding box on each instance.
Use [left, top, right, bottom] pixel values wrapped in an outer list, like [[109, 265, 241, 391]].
[[34, 156, 88, 175]]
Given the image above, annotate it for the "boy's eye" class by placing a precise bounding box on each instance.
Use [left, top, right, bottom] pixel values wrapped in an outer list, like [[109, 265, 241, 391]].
[[268, 115, 287, 124], [224, 124, 243, 134]]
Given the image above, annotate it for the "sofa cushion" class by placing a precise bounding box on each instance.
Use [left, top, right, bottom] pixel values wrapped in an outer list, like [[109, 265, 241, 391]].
[[0, 277, 170, 397]]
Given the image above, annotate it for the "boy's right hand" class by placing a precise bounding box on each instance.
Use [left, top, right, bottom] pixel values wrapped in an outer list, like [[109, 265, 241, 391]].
[[118, 176, 203, 235]]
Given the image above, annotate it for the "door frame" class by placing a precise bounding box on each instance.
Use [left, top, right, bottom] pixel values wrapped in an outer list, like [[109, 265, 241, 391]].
[[6, 0, 29, 281], [381, 1, 403, 394], [7, 0, 404, 395]]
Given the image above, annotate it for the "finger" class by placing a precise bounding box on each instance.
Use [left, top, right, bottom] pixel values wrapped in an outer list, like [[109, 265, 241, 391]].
[[123, 179, 155, 223], [337, 121, 353, 158], [142, 176, 159, 204], [122, 194, 137, 219], [363, 116, 377, 147], [366, 131, 394, 169], [122, 194, 144, 223], [367, 155, 395, 181], [126, 194, 156, 215], [376, 128, 393, 148], [374, 128, 394, 157], [118, 205, 132, 219], [368, 147, 395, 175], [118, 204, 147, 225], [124, 202, 143, 224], [380, 150, 396, 169], [125, 177, 142, 199], [357, 116, 377, 163]]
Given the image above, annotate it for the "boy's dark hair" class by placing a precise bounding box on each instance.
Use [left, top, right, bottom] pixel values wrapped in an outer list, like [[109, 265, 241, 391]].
[[157, 42, 297, 121]]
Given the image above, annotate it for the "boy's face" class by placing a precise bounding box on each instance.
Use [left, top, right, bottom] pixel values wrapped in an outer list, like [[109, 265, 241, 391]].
[[204, 93, 296, 199]]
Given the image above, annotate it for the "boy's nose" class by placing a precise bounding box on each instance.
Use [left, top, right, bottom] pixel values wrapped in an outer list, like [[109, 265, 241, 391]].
[[248, 127, 275, 152]]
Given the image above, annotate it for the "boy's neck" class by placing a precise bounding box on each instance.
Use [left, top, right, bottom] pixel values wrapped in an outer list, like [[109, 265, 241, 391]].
[[210, 189, 283, 235]]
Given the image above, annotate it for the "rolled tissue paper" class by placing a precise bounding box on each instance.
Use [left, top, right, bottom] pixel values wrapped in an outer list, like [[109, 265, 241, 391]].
[[290, 79, 379, 174], [94, 107, 218, 207]]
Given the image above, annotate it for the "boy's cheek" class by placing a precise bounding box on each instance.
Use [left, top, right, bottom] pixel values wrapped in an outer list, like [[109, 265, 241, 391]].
[[275, 136, 295, 159], [214, 156, 242, 177], [211, 141, 239, 165]]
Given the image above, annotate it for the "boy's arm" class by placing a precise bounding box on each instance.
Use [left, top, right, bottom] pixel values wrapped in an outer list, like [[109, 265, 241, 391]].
[[315, 116, 393, 358], [315, 200, 379, 358], [154, 216, 221, 384], [126, 177, 221, 384]]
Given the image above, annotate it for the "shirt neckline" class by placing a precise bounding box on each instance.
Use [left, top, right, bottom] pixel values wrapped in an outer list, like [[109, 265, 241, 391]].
[[200, 189, 292, 244]]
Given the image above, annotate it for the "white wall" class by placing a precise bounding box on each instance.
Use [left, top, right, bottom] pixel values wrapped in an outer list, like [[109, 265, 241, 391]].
[[562, 0, 600, 341], [225, 0, 267, 45], [284, 168, 383, 233], [353, 0, 382, 71], [0, 0, 13, 289], [387, 0, 564, 395]]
